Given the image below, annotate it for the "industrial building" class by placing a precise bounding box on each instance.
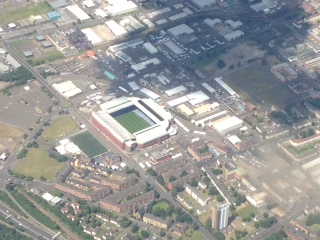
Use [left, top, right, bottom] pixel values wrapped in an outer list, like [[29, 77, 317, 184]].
[[143, 42, 158, 54], [105, 0, 138, 16], [270, 63, 298, 81], [250, 0, 277, 12], [91, 97, 173, 151], [81, 28, 103, 45], [191, 0, 216, 8], [42, 41, 53, 48], [164, 41, 185, 55], [52, 81, 82, 99], [165, 85, 187, 97], [167, 24, 194, 38], [224, 30, 244, 42], [47, 11, 61, 21], [105, 20, 127, 37], [23, 51, 33, 58], [212, 204, 230, 230], [47, 0, 69, 9], [210, 116, 243, 135], [66, 5, 91, 21], [167, 91, 210, 107], [225, 19, 243, 30], [204, 18, 221, 28], [6, 54, 21, 69], [214, 77, 236, 96], [140, 88, 161, 101]]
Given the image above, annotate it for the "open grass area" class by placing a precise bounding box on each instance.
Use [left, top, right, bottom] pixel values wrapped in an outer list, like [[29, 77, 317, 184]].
[[152, 201, 170, 211], [70, 131, 108, 158], [43, 117, 78, 142], [183, 228, 205, 240], [13, 146, 64, 182], [237, 205, 258, 219], [198, 211, 212, 225], [10, 39, 34, 58], [61, 101, 72, 108], [27, 50, 65, 66], [0, 124, 24, 151], [0, 3, 52, 24], [223, 65, 297, 107], [115, 112, 150, 134], [285, 144, 317, 158]]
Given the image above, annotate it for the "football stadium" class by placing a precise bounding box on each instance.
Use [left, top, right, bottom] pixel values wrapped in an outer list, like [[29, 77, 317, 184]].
[[91, 97, 174, 151]]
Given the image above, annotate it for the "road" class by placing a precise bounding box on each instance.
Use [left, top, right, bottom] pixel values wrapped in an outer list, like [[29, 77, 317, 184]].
[[0, 202, 53, 240]]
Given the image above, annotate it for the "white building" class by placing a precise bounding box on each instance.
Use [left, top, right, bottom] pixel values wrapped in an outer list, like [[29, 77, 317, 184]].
[[224, 30, 244, 42], [66, 5, 91, 21], [212, 204, 230, 230], [210, 116, 243, 135], [105, 20, 127, 36], [167, 24, 194, 38], [185, 184, 208, 206], [191, 0, 216, 8], [105, 0, 137, 16], [143, 42, 158, 54]]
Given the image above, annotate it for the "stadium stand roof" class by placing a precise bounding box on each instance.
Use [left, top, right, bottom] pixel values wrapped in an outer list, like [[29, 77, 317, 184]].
[[92, 111, 135, 142], [66, 5, 91, 21], [100, 97, 133, 114], [134, 124, 169, 145], [140, 88, 161, 100]]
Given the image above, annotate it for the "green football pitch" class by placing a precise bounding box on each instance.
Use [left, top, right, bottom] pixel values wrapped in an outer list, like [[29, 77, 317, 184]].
[[115, 112, 150, 134], [70, 131, 108, 158]]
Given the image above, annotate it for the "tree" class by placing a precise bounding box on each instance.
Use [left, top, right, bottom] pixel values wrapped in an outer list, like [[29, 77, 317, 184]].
[[192, 222, 199, 230], [180, 170, 188, 177], [209, 186, 219, 196], [216, 195, 224, 202], [189, 178, 198, 187], [146, 168, 157, 176], [217, 59, 226, 69], [169, 176, 176, 182], [119, 217, 132, 228], [212, 169, 223, 175], [157, 175, 165, 185], [131, 223, 139, 233], [40, 176, 46, 181], [160, 230, 165, 237], [263, 213, 269, 218], [140, 230, 149, 239]]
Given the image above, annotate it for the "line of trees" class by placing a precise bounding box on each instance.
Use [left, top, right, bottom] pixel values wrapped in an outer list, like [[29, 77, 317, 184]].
[[0, 222, 32, 240], [6, 185, 60, 230], [0, 191, 27, 218]]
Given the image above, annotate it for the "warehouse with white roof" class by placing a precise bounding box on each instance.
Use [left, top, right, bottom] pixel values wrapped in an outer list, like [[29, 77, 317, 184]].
[[191, 0, 216, 8], [167, 24, 194, 38], [52, 80, 82, 98], [214, 77, 236, 96], [167, 91, 210, 107], [165, 85, 187, 97], [210, 116, 243, 135], [105, 0, 137, 16], [66, 5, 91, 21], [224, 30, 244, 42], [105, 20, 127, 36], [143, 42, 158, 54], [81, 28, 102, 45]]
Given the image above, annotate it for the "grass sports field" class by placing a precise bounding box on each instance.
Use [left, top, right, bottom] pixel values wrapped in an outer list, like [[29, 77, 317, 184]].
[[43, 117, 78, 142], [70, 131, 108, 158], [0, 3, 52, 25], [14, 146, 64, 182], [115, 112, 150, 134]]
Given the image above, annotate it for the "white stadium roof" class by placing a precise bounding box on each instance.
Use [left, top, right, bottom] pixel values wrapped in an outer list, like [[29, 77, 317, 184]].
[[66, 5, 91, 21], [100, 96, 133, 113], [140, 88, 160, 100], [135, 124, 168, 145], [105, 20, 127, 36], [81, 28, 102, 45]]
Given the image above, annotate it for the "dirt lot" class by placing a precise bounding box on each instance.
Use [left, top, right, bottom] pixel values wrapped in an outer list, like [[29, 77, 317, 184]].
[[203, 41, 265, 75], [0, 81, 53, 130]]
